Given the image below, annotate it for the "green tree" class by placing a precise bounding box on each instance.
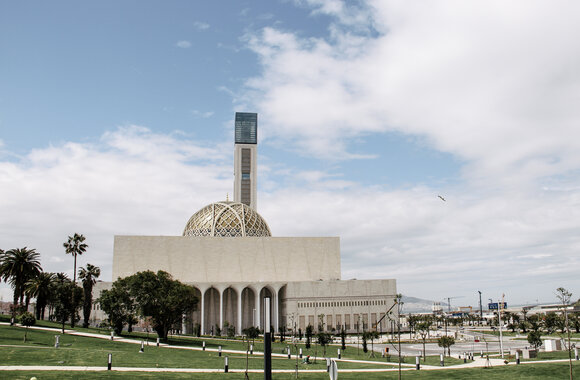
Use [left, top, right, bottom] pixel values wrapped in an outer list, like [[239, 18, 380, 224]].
[[125, 270, 198, 341], [367, 330, 379, 355], [63, 233, 88, 328], [78, 263, 100, 328], [0, 247, 42, 322], [527, 330, 542, 349], [340, 327, 346, 350], [437, 336, 455, 357], [416, 320, 432, 360], [528, 314, 541, 332], [570, 313, 580, 333], [98, 277, 137, 335], [25, 271, 56, 320], [544, 312, 560, 334], [19, 311, 36, 342], [50, 274, 83, 333], [242, 326, 260, 346], [407, 314, 420, 339], [316, 332, 332, 357], [362, 330, 368, 353], [305, 324, 313, 349], [555, 287, 573, 380]]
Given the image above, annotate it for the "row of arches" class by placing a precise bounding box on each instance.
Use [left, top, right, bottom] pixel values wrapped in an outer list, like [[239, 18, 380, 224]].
[[186, 284, 285, 336]]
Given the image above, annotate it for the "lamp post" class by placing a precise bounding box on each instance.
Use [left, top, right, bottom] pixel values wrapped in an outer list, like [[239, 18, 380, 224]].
[[264, 298, 272, 380]]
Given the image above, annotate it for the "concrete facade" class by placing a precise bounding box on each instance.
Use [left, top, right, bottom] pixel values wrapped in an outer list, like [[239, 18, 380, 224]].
[[112, 236, 341, 283]]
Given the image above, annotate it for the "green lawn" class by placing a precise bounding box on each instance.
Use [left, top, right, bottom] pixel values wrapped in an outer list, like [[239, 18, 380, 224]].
[[2, 321, 578, 379], [0, 325, 395, 370], [2, 363, 580, 380]]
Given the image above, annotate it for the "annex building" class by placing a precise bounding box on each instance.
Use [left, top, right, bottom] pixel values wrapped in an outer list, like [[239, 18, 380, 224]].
[[96, 112, 397, 335]]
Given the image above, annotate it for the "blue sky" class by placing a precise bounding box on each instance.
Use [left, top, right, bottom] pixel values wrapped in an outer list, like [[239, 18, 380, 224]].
[[1, 0, 579, 308]]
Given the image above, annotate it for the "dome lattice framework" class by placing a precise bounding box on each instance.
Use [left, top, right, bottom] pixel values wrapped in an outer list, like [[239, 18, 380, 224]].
[[183, 201, 272, 237]]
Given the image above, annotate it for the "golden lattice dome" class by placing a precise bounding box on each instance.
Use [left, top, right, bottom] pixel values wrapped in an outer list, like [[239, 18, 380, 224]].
[[183, 201, 272, 237]]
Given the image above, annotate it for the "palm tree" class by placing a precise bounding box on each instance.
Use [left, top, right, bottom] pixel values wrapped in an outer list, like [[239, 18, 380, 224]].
[[63, 233, 87, 328], [26, 272, 56, 320], [0, 247, 42, 322], [63, 233, 88, 284], [78, 263, 100, 328]]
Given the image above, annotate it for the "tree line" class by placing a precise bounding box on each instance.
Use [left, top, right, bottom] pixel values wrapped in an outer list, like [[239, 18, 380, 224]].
[[0, 233, 100, 331]]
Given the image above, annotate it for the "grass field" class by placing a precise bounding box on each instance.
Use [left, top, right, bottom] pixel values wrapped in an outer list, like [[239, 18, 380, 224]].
[[1, 363, 580, 380], [2, 319, 579, 379]]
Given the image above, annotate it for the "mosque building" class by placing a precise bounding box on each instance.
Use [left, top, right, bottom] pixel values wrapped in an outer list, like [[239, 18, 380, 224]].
[[95, 113, 397, 335]]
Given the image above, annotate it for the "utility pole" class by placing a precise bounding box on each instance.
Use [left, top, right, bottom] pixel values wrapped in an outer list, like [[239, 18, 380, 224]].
[[498, 294, 505, 359], [478, 291, 483, 326]]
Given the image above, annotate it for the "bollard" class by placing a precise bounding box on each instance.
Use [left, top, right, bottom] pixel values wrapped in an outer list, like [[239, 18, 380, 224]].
[[110, 331, 114, 341], [219, 345, 222, 357], [463, 352, 467, 363], [575, 346, 579, 361], [250, 343, 253, 354], [156, 337, 160, 347], [338, 348, 341, 359], [440, 353, 444, 367], [416, 355, 420, 370], [516, 351, 520, 364], [326, 358, 330, 372], [224, 356, 229, 373], [107, 353, 112, 370], [287, 346, 291, 359], [203, 341, 206, 351], [140, 341, 144, 353], [299, 347, 303, 358], [54, 335, 60, 348], [480, 350, 484, 358]]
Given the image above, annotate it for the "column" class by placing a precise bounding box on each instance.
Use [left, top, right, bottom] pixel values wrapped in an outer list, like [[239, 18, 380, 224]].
[[273, 289, 279, 333], [200, 291, 205, 335], [219, 288, 224, 332], [237, 288, 243, 335], [255, 289, 261, 329]]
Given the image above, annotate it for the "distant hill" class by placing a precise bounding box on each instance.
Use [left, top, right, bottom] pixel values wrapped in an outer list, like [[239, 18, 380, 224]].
[[401, 296, 443, 313]]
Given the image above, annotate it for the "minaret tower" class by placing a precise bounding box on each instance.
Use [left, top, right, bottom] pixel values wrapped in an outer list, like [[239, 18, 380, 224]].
[[233, 112, 257, 210]]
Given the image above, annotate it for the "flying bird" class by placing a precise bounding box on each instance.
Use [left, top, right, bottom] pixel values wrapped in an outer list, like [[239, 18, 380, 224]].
[[438, 195, 446, 202]]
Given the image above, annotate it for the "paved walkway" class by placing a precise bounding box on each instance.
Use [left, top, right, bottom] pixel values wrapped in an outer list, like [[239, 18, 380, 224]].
[[1, 323, 577, 374]]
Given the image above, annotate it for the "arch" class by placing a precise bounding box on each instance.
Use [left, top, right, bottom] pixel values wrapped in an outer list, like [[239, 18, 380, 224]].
[[278, 285, 287, 332], [186, 287, 202, 335], [241, 287, 256, 330], [259, 286, 274, 331], [204, 287, 220, 335], [222, 287, 238, 335]]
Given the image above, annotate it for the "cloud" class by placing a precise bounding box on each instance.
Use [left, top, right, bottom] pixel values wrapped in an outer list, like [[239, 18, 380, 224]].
[[175, 40, 192, 48], [0, 126, 232, 282], [242, 0, 580, 186], [193, 21, 210, 31], [236, 0, 580, 303], [191, 110, 214, 118], [0, 125, 579, 304]]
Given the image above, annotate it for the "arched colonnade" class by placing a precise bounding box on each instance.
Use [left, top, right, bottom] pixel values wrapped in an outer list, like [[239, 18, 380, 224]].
[[188, 283, 286, 336]]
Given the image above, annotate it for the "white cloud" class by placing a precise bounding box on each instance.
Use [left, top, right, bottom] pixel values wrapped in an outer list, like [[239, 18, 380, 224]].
[[237, 0, 580, 303], [176, 40, 192, 48], [0, 125, 579, 304], [193, 21, 210, 31], [243, 0, 580, 186], [191, 110, 215, 118], [0, 126, 232, 283]]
